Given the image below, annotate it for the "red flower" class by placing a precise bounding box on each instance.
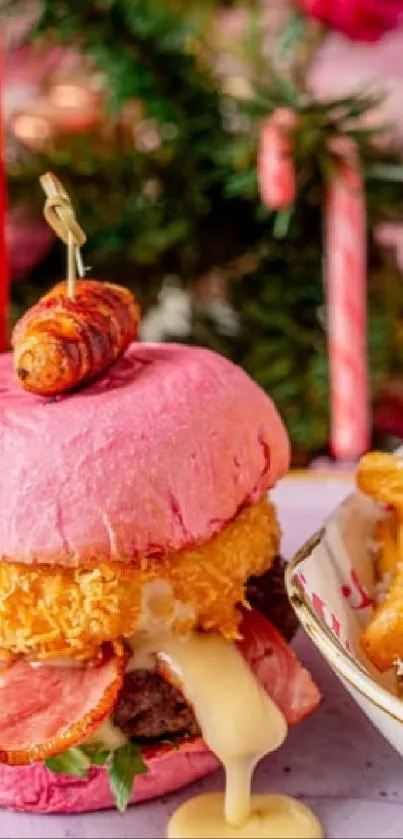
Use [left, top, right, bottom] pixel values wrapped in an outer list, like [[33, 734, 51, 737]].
[[296, 0, 403, 42]]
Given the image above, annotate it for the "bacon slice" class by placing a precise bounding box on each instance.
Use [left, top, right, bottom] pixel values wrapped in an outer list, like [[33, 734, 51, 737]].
[[158, 609, 321, 726], [237, 610, 321, 724], [0, 612, 319, 767], [0, 644, 126, 765]]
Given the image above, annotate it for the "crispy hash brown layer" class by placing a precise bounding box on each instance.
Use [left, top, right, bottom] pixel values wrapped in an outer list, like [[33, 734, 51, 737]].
[[0, 498, 279, 661]]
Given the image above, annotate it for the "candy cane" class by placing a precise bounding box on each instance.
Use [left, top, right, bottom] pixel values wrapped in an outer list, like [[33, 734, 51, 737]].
[[325, 137, 370, 460], [258, 107, 297, 210]]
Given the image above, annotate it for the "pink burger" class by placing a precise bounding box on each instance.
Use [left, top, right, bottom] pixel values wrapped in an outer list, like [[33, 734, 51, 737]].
[[0, 342, 320, 813]]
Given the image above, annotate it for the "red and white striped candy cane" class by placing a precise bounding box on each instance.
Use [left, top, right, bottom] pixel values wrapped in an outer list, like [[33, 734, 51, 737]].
[[326, 137, 370, 460], [258, 107, 297, 210]]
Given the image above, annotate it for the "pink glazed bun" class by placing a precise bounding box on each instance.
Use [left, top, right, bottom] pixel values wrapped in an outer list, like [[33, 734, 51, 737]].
[[0, 342, 320, 813], [0, 342, 289, 566]]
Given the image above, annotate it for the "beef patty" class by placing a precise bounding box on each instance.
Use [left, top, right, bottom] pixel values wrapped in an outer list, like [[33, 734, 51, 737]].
[[246, 555, 298, 643], [114, 668, 200, 740], [113, 556, 297, 741]]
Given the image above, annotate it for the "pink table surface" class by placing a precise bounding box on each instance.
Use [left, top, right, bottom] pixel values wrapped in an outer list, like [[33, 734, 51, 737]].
[[3, 472, 403, 839]]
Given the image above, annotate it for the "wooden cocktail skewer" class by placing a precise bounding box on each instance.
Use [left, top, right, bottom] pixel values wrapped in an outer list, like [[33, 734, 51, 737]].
[[40, 172, 87, 297]]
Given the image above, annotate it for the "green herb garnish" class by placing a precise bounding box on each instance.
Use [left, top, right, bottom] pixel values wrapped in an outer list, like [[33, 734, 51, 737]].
[[45, 747, 91, 779], [108, 742, 148, 812], [45, 741, 148, 811]]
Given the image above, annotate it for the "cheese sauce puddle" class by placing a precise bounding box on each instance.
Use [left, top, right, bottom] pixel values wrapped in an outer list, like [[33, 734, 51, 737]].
[[167, 793, 323, 839], [137, 632, 323, 839]]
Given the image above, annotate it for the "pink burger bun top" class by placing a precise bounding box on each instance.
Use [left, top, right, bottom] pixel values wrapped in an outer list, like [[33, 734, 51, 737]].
[[0, 342, 290, 566]]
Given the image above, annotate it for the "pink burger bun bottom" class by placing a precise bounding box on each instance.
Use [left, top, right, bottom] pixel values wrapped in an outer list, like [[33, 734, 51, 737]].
[[0, 739, 219, 814]]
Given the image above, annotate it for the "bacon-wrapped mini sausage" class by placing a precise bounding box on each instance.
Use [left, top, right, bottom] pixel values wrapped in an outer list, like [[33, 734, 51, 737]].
[[12, 279, 140, 397]]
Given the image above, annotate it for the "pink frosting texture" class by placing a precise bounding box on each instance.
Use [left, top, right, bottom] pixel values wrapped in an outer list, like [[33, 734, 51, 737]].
[[0, 743, 219, 813], [0, 343, 290, 565]]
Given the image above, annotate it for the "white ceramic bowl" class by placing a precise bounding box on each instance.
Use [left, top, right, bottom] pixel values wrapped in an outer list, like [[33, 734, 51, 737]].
[[285, 491, 403, 756]]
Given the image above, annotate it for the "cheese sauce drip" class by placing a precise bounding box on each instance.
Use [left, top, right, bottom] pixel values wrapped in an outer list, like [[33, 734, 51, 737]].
[[157, 632, 287, 827], [131, 630, 323, 839], [152, 633, 322, 838]]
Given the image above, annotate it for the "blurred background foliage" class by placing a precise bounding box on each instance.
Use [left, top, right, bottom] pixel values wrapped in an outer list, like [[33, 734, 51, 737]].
[[4, 0, 403, 461]]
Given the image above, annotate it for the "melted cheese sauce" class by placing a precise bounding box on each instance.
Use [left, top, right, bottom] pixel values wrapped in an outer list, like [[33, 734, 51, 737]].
[[157, 633, 287, 827], [138, 580, 195, 634], [131, 631, 323, 839], [167, 793, 323, 839]]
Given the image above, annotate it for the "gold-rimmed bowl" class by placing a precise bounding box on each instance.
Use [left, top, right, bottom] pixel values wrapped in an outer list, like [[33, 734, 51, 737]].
[[285, 494, 403, 754]]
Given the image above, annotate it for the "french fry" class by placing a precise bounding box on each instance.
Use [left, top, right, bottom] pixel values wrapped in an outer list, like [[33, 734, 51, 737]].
[[357, 451, 403, 508], [375, 514, 399, 579], [357, 451, 403, 670], [362, 563, 403, 671]]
